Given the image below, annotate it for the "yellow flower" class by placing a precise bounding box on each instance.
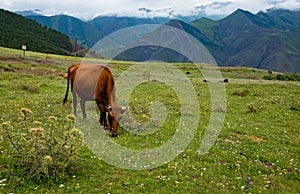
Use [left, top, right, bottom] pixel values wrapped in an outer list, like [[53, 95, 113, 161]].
[[44, 155, 52, 162], [34, 121, 42, 125], [21, 108, 33, 114], [67, 114, 75, 121], [1, 121, 10, 127], [30, 128, 44, 133], [70, 127, 79, 134], [48, 116, 57, 121], [19, 112, 25, 117]]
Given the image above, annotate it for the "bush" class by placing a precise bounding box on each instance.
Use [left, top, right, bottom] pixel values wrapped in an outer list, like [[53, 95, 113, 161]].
[[19, 84, 40, 93], [263, 73, 300, 82], [0, 108, 82, 182], [262, 75, 274, 80], [247, 102, 263, 113], [232, 89, 250, 97]]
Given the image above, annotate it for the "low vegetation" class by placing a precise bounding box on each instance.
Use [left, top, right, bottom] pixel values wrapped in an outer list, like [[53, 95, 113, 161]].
[[0, 47, 299, 193], [263, 73, 300, 82]]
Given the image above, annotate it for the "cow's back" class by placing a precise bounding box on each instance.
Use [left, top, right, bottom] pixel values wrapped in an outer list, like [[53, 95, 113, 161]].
[[73, 64, 106, 101]]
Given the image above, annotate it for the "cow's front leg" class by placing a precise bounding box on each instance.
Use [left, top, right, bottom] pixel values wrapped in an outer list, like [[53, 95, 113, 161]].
[[80, 100, 87, 119], [95, 102, 108, 130], [100, 110, 109, 130]]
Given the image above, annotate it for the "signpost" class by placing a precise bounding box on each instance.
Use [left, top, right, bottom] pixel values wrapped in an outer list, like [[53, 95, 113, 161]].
[[22, 44, 26, 59]]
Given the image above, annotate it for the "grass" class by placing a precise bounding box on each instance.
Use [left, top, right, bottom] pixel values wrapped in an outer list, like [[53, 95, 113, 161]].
[[0, 47, 299, 193]]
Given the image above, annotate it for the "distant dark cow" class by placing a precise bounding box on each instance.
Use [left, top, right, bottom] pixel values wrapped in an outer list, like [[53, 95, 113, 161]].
[[63, 63, 125, 136]]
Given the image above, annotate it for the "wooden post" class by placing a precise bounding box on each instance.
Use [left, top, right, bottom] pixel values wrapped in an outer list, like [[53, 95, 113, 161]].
[[22, 45, 26, 59]]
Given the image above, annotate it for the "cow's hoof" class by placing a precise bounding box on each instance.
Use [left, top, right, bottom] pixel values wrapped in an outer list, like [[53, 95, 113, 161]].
[[111, 132, 118, 137]]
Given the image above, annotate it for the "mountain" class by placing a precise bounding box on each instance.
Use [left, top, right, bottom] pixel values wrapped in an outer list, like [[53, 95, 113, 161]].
[[0, 9, 72, 55], [136, 6, 225, 22], [113, 9, 300, 73], [15, 9, 42, 17], [26, 15, 106, 48], [190, 9, 300, 73], [110, 19, 223, 63], [88, 16, 168, 35], [19, 8, 300, 73]]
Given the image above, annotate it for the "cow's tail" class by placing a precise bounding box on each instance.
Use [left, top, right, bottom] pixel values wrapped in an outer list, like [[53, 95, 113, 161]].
[[63, 67, 70, 105]]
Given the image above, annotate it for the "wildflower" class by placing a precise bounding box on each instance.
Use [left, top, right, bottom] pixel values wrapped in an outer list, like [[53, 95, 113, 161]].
[[21, 108, 33, 114], [19, 111, 25, 117], [59, 184, 64, 188], [67, 114, 75, 121], [30, 128, 44, 133], [36, 128, 43, 133], [34, 121, 42, 125], [44, 155, 52, 162], [70, 127, 80, 135], [48, 116, 57, 121], [1, 121, 10, 127]]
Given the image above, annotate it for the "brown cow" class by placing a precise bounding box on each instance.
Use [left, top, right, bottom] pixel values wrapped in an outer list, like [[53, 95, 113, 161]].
[[63, 63, 125, 137]]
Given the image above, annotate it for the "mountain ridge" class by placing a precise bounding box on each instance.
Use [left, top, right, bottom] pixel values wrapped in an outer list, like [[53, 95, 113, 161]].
[[190, 9, 300, 73], [13, 8, 300, 73]]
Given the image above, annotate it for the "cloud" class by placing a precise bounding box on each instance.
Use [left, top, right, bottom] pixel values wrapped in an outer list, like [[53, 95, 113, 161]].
[[1, 0, 300, 19], [273, 0, 300, 10]]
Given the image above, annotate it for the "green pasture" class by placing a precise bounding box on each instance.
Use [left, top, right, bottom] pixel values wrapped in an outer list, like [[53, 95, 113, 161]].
[[0, 47, 299, 193]]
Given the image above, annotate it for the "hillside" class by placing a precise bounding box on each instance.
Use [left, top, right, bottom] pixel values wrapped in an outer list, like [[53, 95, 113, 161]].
[[190, 9, 300, 73], [27, 15, 106, 48], [0, 9, 72, 55], [88, 16, 168, 35]]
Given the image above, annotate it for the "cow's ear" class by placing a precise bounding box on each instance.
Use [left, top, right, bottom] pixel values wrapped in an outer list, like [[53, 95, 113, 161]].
[[121, 106, 126, 114], [106, 105, 112, 111], [106, 105, 114, 116]]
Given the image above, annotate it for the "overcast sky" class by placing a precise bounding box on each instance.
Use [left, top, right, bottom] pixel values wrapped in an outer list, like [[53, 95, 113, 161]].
[[1, 0, 300, 20]]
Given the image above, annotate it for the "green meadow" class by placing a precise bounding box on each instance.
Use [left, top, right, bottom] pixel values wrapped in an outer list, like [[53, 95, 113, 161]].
[[0, 47, 299, 193]]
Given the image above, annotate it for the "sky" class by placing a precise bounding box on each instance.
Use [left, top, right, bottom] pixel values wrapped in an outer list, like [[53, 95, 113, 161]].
[[1, 0, 300, 20]]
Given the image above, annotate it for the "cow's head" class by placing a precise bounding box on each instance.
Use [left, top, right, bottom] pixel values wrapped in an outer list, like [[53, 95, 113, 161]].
[[106, 105, 126, 137]]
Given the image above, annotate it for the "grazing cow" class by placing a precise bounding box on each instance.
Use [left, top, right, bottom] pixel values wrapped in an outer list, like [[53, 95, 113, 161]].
[[63, 63, 125, 137]]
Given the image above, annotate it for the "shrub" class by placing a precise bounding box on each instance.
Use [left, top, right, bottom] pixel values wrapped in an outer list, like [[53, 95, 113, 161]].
[[276, 74, 288, 81], [232, 89, 250, 97], [247, 102, 263, 113], [290, 100, 300, 111], [263, 73, 300, 82], [0, 108, 82, 182], [18, 84, 40, 93], [263, 75, 274, 80]]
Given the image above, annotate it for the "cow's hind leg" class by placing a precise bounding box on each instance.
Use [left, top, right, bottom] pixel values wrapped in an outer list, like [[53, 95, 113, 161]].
[[72, 92, 77, 117], [80, 100, 87, 119]]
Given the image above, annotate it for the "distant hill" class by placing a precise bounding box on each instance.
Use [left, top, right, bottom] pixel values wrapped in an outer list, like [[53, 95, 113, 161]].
[[0, 9, 72, 55], [190, 9, 300, 73], [25, 14, 168, 47], [26, 15, 106, 48], [88, 16, 168, 35]]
